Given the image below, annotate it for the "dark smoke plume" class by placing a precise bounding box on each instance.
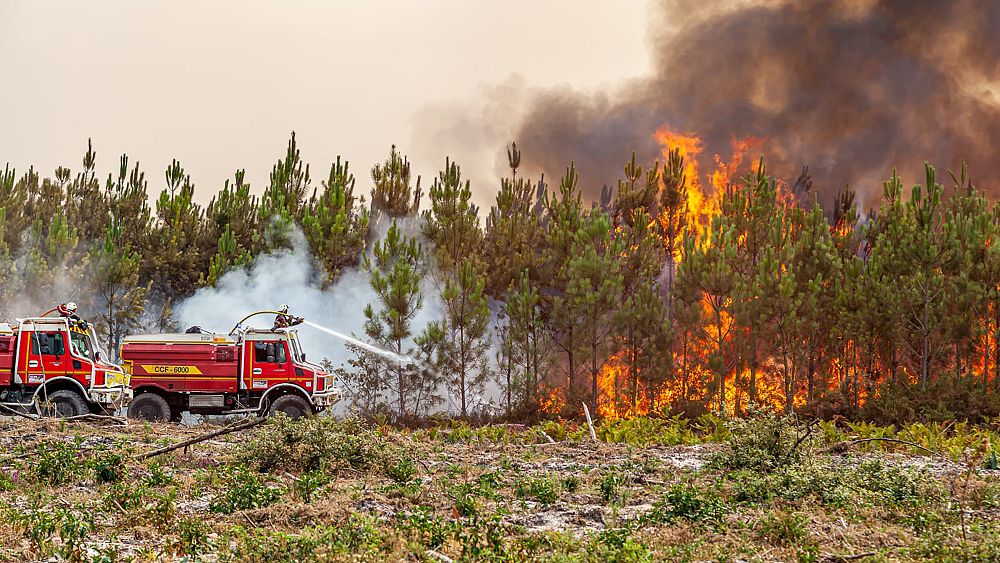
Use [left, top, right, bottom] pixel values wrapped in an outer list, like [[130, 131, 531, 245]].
[[513, 0, 1000, 208]]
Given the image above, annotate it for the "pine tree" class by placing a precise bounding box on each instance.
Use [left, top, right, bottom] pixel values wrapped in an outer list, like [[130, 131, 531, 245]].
[[105, 154, 152, 251], [563, 209, 624, 412], [206, 224, 252, 286], [0, 164, 27, 251], [873, 165, 956, 391], [144, 160, 208, 298], [727, 158, 780, 406], [66, 140, 109, 241], [361, 221, 431, 419], [543, 163, 586, 404], [657, 147, 689, 321], [421, 157, 481, 272], [207, 169, 261, 258], [482, 143, 544, 297], [370, 145, 421, 219], [502, 269, 547, 414], [89, 217, 149, 357], [262, 132, 311, 249], [677, 211, 739, 413], [303, 156, 370, 285], [434, 260, 491, 417]]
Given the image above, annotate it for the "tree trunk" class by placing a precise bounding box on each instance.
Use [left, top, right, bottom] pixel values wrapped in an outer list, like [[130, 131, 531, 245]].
[[681, 331, 689, 402], [749, 324, 758, 406], [459, 324, 467, 418], [591, 341, 599, 414]]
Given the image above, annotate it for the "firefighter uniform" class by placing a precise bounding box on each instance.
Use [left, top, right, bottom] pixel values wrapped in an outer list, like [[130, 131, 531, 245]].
[[57, 302, 89, 331]]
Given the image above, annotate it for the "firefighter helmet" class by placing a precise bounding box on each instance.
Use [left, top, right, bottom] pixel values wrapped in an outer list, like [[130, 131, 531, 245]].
[[279, 304, 289, 314], [65, 302, 78, 313]]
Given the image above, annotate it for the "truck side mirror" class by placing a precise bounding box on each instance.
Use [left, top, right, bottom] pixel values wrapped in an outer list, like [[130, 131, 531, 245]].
[[95, 351, 102, 362], [301, 353, 306, 361]]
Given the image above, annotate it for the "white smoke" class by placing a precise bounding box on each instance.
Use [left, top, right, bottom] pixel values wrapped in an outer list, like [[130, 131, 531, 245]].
[[172, 222, 447, 409]]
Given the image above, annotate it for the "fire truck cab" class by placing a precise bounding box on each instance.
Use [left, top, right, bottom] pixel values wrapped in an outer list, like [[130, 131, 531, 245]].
[[120, 327, 340, 421], [0, 317, 131, 416]]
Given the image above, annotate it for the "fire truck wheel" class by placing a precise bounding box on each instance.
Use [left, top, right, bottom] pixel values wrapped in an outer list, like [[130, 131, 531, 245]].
[[36, 390, 87, 418], [127, 393, 171, 422], [268, 395, 312, 420]]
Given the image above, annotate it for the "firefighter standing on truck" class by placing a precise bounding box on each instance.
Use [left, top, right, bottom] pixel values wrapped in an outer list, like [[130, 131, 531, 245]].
[[273, 304, 303, 330], [57, 302, 89, 331]]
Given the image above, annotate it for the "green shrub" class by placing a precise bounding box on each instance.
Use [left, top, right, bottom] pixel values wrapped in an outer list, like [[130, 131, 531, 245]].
[[599, 472, 628, 505], [89, 450, 127, 484], [399, 507, 457, 549], [14, 506, 94, 562], [384, 456, 416, 484], [854, 459, 927, 505], [517, 476, 559, 505], [451, 482, 480, 517], [293, 470, 331, 503], [34, 440, 83, 485], [239, 416, 407, 480], [105, 480, 149, 511], [223, 527, 321, 563], [586, 527, 654, 562], [644, 484, 726, 525], [174, 517, 211, 556], [597, 415, 700, 446], [562, 475, 581, 493], [711, 412, 807, 472], [210, 465, 285, 513], [146, 488, 177, 528], [145, 461, 175, 487]]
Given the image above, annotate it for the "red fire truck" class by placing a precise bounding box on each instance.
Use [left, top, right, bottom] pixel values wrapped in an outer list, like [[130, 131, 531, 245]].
[[0, 316, 131, 416], [120, 313, 340, 421]]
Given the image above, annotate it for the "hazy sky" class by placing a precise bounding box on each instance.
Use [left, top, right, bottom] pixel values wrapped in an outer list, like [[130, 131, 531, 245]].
[[1, 1, 650, 208]]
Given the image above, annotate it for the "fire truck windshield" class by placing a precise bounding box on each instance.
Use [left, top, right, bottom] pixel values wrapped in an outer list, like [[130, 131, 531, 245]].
[[70, 331, 93, 359], [289, 333, 304, 362]]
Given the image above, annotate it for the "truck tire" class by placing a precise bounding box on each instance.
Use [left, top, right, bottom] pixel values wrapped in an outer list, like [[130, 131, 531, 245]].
[[127, 393, 171, 422], [268, 395, 312, 420], [36, 390, 88, 418]]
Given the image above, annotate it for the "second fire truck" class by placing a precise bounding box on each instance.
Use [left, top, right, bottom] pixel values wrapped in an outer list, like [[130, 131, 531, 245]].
[[0, 311, 131, 416], [120, 311, 340, 421]]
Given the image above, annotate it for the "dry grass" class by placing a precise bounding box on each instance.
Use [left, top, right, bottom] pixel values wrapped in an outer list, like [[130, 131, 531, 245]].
[[0, 414, 999, 561]]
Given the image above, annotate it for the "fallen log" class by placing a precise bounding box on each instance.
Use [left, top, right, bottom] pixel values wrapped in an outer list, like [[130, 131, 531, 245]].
[[135, 416, 266, 460], [824, 437, 938, 457], [0, 403, 126, 425]]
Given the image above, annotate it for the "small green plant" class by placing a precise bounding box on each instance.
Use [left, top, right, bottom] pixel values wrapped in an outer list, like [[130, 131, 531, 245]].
[[452, 483, 480, 517], [644, 484, 725, 525], [239, 416, 401, 475], [399, 507, 457, 549], [210, 465, 286, 513], [34, 440, 83, 485], [517, 476, 559, 505], [145, 460, 176, 487], [294, 470, 331, 503], [599, 472, 627, 505], [146, 488, 177, 528], [89, 449, 127, 484], [174, 517, 212, 556], [562, 475, 581, 493], [384, 456, 416, 484], [15, 505, 95, 563], [855, 459, 927, 505], [0, 471, 13, 491]]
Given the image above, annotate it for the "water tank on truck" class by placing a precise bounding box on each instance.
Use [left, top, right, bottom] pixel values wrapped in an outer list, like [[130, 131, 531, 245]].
[[120, 320, 340, 422]]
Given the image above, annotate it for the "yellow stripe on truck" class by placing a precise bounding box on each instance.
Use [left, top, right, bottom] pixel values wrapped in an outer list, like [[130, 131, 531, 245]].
[[140, 364, 203, 375]]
